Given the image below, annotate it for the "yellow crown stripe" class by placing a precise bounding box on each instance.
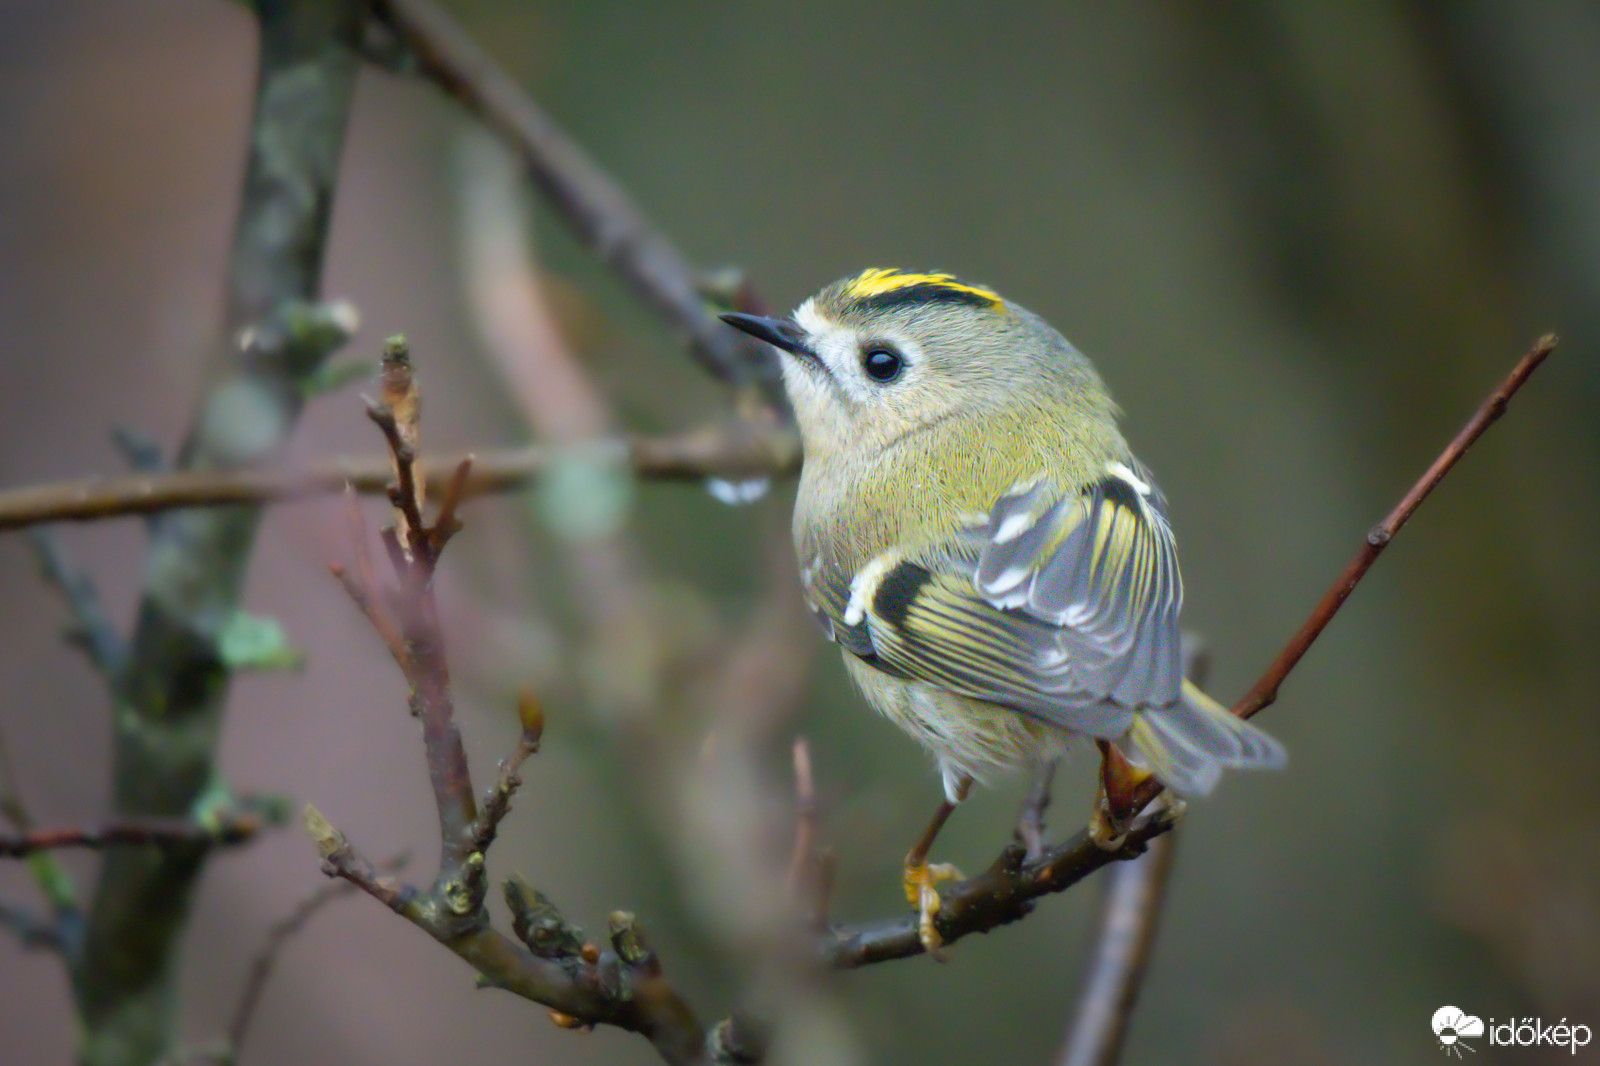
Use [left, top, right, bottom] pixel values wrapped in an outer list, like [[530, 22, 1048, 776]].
[[843, 268, 1003, 309]]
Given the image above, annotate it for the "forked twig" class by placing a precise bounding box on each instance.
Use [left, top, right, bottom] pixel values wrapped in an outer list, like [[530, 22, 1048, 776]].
[[309, 341, 710, 1065]]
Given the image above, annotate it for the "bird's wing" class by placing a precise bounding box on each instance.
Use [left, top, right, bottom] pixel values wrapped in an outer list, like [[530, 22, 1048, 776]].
[[842, 463, 1184, 736]]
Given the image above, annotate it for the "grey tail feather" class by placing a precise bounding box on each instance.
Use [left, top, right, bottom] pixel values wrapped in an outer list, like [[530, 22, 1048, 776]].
[[1119, 684, 1286, 798]]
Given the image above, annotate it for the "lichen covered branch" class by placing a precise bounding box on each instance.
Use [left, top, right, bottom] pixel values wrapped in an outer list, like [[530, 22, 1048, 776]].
[[69, 6, 366, 1064]]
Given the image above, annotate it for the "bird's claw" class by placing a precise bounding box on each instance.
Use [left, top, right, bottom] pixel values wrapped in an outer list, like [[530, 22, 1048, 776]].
[[904, 860, 962, 958], [1088, 807, 1128, 851]]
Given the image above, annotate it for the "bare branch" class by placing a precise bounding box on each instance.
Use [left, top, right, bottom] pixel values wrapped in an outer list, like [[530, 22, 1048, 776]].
[[821, 810, 1180, 969], [1236, 333, 1556, 722], [470, 690, 544, 855], [312, 343, 713, 1064], [0, 422, 798, 533], [369, 0, 787, 412], [0, 813, 267, 858], [69, 5, 367, 1061], [173, 854, 411, 1066], [0, 720, 82, 951]]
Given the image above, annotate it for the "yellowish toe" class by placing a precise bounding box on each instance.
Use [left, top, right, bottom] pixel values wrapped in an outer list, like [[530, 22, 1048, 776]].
[[903, 860, 964, 956], [1088, 807, 1128, 851]]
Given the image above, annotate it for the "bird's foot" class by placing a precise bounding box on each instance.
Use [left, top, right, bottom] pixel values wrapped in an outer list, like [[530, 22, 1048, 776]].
[[1088, 806, 1129, 851], [903, 859, 963, 958]]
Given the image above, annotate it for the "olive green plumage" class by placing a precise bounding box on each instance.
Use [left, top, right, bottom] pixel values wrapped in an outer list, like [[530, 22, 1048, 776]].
[[722, 269, 1283, 802]]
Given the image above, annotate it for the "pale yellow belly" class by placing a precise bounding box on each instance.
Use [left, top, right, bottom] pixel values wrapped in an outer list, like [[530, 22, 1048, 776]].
[[843, 654, 1075, 794]]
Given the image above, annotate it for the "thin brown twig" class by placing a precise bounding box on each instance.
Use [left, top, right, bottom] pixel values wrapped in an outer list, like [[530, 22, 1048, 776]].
[[820, 810, 1180, 968], [1115, 332, 1558, 819], [786, 739, 815, 877], [0, 720, 81, 950], [470, 690, 544, 855], [0, 423, 798, 533], [429, 458, 472, 554], [1234, 333, 1557, 722], [0, 814, 266, 858]]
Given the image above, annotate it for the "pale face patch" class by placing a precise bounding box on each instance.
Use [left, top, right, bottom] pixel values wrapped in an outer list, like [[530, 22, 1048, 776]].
[[791, 299, 927, 409]]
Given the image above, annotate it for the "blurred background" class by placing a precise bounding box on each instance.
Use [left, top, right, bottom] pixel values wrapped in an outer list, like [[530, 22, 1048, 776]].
[[1, 2, 1597, 1064]]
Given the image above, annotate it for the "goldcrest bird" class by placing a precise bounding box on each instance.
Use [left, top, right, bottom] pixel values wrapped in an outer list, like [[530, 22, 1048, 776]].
[[721, 269, 1283, 949]]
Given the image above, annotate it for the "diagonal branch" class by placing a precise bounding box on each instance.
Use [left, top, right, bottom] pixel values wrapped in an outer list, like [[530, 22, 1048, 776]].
[[1112, 332, 1558, 821], [369, 0, 787, 413], [1233, 333, 1556, 722]]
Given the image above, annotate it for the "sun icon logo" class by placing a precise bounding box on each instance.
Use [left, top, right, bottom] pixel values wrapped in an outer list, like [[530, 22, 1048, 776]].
[[1432, 1006, 1484, 1057]]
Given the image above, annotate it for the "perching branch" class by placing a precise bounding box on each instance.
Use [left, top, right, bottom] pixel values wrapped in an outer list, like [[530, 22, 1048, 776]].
[[368, 0, 787, 413], [819, 334, 1554, 969], [0, 421, 797, 533], [310, 340, 711, 1066]]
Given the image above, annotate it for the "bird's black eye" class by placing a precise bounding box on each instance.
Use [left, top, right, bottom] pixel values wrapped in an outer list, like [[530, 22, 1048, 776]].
[[861, 345, 904, 383]]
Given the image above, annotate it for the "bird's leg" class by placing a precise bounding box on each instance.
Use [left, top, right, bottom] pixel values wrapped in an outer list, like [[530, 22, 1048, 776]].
[[903, 775, 971, 958], [1089, 740, 1154, 850]]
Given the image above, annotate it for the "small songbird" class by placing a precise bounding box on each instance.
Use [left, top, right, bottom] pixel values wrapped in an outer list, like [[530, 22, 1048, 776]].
[[721, 269, 1283, 951]]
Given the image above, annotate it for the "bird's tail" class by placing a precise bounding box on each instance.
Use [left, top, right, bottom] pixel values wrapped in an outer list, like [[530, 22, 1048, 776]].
[[1119, 681, 1286, 797]]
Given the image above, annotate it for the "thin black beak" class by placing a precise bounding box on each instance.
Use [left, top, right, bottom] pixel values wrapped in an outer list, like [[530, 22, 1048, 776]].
[[718, 312, 818, 365]]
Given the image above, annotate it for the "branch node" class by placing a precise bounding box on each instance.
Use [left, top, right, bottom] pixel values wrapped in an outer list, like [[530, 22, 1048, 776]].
[[607, 911, 660, 976], [504, 874, 585, 959]]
